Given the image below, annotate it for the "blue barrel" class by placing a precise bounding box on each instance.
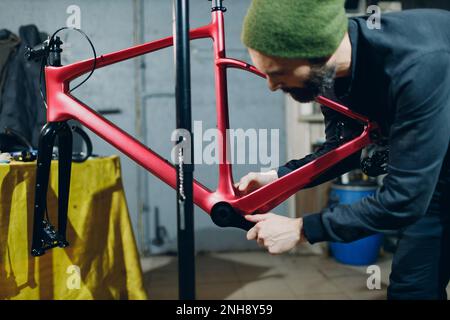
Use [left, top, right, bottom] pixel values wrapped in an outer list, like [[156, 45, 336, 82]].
[[329, 183, 384, 266]]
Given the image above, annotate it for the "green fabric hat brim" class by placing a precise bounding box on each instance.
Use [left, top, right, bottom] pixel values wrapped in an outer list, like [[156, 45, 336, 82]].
[[242, 0, 348, 59]]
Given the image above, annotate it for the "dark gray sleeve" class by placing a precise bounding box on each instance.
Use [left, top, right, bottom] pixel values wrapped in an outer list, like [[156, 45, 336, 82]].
[[277, 105, 364, 188], [303, 52, 450, 243]]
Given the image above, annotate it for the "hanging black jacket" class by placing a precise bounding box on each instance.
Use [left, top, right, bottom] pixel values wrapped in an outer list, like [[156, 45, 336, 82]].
[[0, 25, 47, 150]]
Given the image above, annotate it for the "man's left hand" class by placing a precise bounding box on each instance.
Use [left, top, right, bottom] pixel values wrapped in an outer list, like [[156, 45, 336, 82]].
[[245, 213, 305, 254]]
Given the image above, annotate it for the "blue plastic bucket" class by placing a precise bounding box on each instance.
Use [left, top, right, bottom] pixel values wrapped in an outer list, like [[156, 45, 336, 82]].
[[329, 183, 384, 266]]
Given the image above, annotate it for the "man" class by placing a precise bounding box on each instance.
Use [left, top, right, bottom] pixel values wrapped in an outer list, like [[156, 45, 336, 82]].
[[236, 0, 450, 300]]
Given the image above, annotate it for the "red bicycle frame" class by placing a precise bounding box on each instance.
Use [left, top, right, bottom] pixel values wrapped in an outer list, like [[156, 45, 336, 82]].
[[40, 7, 377, 235]]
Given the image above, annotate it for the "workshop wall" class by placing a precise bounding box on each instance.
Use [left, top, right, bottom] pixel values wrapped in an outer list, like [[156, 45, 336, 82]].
[[0, 0, 286, 254]]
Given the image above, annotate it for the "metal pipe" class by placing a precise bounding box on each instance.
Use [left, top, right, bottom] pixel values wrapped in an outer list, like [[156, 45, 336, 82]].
[[173, 0, 196, 300]]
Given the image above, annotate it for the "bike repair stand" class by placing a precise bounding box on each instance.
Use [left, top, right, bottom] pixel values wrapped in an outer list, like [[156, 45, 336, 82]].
[[174, 0, 195, 300]]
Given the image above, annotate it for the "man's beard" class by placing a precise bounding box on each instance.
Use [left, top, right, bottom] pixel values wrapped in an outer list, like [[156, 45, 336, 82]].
[[283, 63, 337, 103]]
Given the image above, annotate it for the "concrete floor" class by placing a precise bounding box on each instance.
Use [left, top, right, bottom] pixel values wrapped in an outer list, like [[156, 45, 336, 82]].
[[141, 251, 392, 300]]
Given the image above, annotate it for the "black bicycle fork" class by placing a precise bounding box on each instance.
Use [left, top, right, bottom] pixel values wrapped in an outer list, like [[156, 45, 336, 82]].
[[31, 121, 72, 256]]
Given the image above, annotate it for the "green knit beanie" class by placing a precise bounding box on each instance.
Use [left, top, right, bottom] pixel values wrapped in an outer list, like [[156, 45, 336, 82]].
[[241, 0, 348, 59]]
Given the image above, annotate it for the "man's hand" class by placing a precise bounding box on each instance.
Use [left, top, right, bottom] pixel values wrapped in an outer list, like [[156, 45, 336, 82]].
[[245, 213, 305, 254], [234, 170, 278, 195]]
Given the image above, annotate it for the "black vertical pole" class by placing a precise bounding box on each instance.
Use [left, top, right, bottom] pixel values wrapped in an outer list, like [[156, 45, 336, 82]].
[[174, 0, 195, 300]]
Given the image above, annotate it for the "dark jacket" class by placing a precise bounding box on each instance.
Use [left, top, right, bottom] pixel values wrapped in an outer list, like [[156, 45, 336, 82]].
[[277, 9, 450, 243]]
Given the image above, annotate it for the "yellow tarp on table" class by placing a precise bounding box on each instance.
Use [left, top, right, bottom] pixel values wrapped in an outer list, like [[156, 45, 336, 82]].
[[0, 156, 147, 299]]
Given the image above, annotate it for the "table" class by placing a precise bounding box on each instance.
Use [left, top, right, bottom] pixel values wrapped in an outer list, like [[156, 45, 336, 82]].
[[0, 156, 147, 299]]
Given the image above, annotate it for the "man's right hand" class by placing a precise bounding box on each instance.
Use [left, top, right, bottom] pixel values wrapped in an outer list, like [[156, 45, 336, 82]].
[[234, 170, 278, 195]]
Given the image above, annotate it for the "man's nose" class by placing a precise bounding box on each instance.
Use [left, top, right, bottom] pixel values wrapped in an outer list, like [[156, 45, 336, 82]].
[[267, 78, 282, 92]]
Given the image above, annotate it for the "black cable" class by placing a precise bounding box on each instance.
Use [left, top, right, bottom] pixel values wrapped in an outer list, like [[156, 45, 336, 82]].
[[38, 26, 97, 106]]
